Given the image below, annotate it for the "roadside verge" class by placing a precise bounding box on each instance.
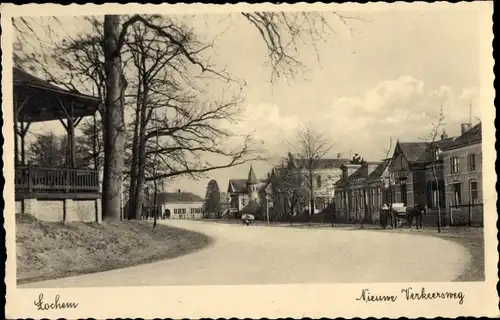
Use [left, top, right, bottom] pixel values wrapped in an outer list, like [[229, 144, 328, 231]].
[[16, 214, 213, 285]]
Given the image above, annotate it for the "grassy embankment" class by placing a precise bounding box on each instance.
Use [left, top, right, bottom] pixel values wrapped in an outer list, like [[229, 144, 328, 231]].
[[16, 214, 213, 284]]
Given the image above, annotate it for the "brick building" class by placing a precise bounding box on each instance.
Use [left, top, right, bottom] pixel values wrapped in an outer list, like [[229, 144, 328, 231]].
[[441, 122, 483, 225], [388, 134, 455, 209]]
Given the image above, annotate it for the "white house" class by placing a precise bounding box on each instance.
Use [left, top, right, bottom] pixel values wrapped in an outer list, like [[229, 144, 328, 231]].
[[155, 190, 204, 220]]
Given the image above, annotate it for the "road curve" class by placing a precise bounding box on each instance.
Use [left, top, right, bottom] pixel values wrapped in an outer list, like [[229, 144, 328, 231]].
[[20, 220, 470, 288]]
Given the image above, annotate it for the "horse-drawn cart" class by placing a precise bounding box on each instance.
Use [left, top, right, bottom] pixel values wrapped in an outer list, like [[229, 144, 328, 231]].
[[380, 203, 407, 229], [380, 203, 425, 229]]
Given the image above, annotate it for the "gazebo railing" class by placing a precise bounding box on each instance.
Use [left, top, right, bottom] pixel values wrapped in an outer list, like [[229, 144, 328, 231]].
[[15, 165, 99, 194]]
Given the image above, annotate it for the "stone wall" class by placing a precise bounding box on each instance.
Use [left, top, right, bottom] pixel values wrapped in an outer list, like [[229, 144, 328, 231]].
[[17, 198, 102, 223], [15, 201, 22, 215]]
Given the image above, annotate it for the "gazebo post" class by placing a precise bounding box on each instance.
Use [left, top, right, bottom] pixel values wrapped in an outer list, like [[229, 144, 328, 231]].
[[20, 121, 25, 164], [68, 101, 76, 168], [93, 113, 98, 170], [18, 121, 31, 164]]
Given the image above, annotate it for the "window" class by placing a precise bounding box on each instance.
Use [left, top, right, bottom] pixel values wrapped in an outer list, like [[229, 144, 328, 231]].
[[450, 157, 460, 174], [191, 207, 202, 214], [316, 175, 322, 188], [452, 182, 462, 205], [371, 189, 376, 207], [470, 181, 478, 204], [468, 154, 476, 171]]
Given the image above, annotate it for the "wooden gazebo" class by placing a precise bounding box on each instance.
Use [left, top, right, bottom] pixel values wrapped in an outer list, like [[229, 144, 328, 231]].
[[13, 67, 101, 203]]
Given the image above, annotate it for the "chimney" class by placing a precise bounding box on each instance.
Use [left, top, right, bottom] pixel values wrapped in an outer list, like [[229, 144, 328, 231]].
[[337, 152, 342, 159], [441, 130, 448, 140], [461, 123, 472, 135]]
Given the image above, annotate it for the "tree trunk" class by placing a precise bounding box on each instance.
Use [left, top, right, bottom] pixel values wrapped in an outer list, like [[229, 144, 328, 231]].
[[133, 96, 149, 220], [127, 98, 141, 219], [309, 173, 313, 226], [153, 180, 158, 229], [102, 15, 125, 221], [432, 163, 442, 233]]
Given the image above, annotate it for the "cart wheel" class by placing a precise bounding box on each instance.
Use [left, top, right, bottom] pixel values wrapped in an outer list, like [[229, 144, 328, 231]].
[[396, 218, 403, 228]]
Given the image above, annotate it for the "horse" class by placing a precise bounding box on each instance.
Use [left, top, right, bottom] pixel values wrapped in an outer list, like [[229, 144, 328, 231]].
[[407, 204, 426, 230]]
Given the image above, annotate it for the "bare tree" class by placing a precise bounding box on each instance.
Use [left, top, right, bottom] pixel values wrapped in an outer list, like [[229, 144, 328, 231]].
[[269, 160, 308, 225], [286, 125, 333, 226], [380, 137, 394, 229], [422, 104, 446, 233], [14, 12, 359, 221]]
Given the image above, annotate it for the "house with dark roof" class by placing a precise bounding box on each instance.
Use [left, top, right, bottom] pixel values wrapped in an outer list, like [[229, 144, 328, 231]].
[[334, 160, 391, 223], [153, 190, 204, 220], [440, 122, 483, 225], [227, 166, 271, 218], [388, 129, 457, 215]]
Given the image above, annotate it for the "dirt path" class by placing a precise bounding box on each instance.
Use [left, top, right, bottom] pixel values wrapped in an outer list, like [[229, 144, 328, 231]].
[[20, 219, 470, 288]]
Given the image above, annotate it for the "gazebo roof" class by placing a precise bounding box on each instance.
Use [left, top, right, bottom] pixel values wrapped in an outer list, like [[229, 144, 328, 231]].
[[14, 67, 101, 122]]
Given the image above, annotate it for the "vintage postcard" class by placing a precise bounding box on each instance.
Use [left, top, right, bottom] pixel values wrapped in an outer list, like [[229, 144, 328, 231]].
[[2, 2, 497, 318]]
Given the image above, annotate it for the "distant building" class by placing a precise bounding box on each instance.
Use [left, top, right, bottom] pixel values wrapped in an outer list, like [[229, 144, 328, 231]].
[[227, 166, 271, 218], [154, 190, 204, 220], [335, 160, 391, 223], [286, 152, 349, 213]]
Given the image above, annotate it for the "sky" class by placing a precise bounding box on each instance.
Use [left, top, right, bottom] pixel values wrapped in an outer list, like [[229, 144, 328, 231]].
[[14, 7, 483, 198]]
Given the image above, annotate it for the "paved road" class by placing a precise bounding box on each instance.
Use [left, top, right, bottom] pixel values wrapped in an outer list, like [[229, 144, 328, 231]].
[[20, 220, 470, 288]]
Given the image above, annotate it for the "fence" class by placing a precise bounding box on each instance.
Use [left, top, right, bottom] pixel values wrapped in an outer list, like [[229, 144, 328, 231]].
[[15, 165, 100, 195], [449, 203, 484, 227]]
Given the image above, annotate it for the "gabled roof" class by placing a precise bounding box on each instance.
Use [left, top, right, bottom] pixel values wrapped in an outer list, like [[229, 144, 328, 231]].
[[367, 159, 391, 181], [396, 137, 455, 164], [346, 167, 365, 183], [397, 142, 431, 163], [442, 123, 481, 151], [228, 178, 270, 194], [154, 192, 204, 204], [228, 179, 247, 193]]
